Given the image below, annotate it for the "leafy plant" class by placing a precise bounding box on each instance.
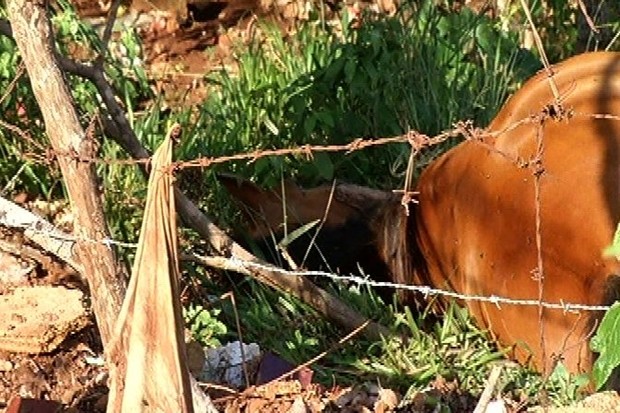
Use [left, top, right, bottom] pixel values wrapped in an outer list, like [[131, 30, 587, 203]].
[[184, 304, 228, 348], [591, 302, 620, 389], [186, 0, 540, 196], [545, 363, 591, 405]]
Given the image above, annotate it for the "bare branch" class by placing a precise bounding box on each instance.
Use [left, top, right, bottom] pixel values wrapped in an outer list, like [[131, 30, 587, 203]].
[[96, 0, 124, 69]]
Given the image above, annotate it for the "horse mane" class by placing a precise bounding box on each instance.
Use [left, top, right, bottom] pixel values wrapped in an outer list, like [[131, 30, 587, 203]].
[[371, 197, 427, 305]]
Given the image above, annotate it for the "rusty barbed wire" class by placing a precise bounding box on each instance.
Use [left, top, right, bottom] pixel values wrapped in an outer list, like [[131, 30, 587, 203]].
[[2, 109, 620, 173], [0, 104, 618, 327]]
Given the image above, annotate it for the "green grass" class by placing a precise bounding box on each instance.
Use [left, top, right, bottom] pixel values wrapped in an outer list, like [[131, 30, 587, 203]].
[[193, 269, 590, 408], [183, 1, 540, 191], [172, 0, 543, 234]]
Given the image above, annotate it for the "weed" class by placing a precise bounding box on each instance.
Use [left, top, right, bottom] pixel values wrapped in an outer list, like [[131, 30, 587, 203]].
[[184, 304, 228, 348]]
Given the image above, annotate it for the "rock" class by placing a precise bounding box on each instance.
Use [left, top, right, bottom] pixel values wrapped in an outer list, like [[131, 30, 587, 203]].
[[0, 286, 88, 354]]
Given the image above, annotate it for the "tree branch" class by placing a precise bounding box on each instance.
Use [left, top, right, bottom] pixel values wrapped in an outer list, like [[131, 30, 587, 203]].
[[2, 2, 392, 342], [6, 0, 126, 347], [95, 0, 122, 69]]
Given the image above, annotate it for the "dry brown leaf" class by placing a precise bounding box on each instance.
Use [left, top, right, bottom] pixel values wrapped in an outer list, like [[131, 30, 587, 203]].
[[106, 124, 193, 412]]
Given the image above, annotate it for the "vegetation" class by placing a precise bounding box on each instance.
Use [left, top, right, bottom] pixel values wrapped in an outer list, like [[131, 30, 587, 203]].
[[1, 0, 619, 409], [190, 1, 540, 190]]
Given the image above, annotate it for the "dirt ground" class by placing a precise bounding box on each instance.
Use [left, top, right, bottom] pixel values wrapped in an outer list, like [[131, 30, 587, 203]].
[[1, 1, 620, 412]]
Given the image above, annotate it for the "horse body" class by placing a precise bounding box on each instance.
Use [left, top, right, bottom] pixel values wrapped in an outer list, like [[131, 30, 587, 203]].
[[222, 52, 620, 376], [411, 52, 620, 373]]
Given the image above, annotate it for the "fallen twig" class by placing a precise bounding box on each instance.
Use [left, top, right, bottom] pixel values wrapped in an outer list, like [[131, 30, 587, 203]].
[[473, 364, 504, 413]]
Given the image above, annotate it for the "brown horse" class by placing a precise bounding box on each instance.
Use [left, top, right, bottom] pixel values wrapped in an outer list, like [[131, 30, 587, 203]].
[[221, 52, 620, 378]]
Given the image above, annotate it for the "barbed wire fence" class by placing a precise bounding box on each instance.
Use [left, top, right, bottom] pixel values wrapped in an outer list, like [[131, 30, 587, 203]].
[[3, 192, 616, 316], [0, 1, 619, 382], [1, 106, 618, 315], [1, 58, 620, 384]]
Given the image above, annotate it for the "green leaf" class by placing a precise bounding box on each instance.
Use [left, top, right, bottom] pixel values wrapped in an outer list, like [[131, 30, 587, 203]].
[[278, 219, 320, 248], [253, 156, 271, 177], [324, 55, 345, 85], [313, 152, 334, 180], [474, 22, 497, 54], [344, 57, 357, 83], [316, 111, 335, 128], [289, 95, 307, 117], [548, 361, 570, 383], [303, 115, 317, 135], [603, 222, 620, 258], [591, 302, 620, 389]]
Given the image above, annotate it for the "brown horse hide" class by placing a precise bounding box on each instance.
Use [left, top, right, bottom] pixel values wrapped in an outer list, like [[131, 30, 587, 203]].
[[221, 52, 620, 378], [218, 176, 399, 280]]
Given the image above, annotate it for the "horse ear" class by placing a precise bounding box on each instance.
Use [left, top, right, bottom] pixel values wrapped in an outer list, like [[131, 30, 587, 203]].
[[219, 173, 386, 238], [217, 173, 278, 210], [218, 173, 290, 238], [218, 174, 372, 238], [333, 183, 395, 212]]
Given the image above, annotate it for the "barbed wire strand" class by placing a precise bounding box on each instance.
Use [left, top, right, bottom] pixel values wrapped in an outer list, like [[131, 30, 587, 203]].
[[202, 255, 613, 313], [1, 92, 619, 318], [1, 214, 612, 314], [2, 112, 620, 172]]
